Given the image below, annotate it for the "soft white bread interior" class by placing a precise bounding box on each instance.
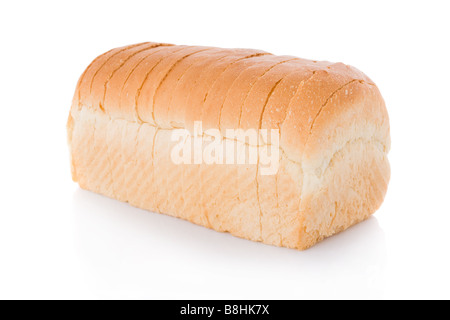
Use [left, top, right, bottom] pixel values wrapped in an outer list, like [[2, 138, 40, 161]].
[[67, 42, 390, 250]]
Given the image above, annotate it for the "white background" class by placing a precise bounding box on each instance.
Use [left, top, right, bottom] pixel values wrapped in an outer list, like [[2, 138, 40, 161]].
[[1, 0, 449, 300]]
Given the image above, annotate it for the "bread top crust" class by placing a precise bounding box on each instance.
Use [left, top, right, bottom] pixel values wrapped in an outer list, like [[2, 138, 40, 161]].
[[71, 42, 390, 165]]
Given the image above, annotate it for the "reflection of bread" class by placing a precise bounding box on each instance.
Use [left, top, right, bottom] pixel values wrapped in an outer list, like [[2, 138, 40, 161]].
[[67, 42, 390, 250]]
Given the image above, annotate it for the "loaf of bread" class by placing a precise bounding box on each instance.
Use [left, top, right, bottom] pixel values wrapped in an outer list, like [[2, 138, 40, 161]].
[[67, 42, 390, 250]]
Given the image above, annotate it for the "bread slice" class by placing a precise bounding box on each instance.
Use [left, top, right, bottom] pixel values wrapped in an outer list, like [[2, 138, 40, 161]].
[[68, 42, 390, 250]]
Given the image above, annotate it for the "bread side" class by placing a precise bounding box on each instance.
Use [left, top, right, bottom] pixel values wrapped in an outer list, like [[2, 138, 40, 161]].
[[68, 43, 390, 250]]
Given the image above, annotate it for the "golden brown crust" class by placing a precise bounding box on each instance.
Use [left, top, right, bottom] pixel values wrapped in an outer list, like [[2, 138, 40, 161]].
[[103, 44, 174, 119], [153, 48, 223, 128], [137, 46, 211, 125], [74, 43, 148, 110], [160, 48, 233, 129], [69, 42, 390, 250], [84, 43, 153, 112], [201, 54, 272, 131], [219, 55, 298, 135], [119, 45, 187, 121]]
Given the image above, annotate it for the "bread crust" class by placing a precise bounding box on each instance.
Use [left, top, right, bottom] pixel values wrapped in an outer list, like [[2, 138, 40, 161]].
[[68, 42, 390, 250]]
